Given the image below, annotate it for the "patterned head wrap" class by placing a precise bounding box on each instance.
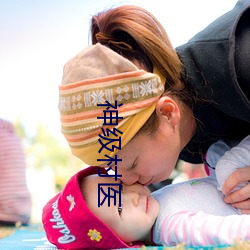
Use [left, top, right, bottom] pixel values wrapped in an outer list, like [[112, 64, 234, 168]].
[[59, 43, 165, 165]]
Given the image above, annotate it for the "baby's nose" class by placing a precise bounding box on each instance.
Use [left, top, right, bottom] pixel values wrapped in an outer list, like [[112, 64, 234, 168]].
[[122, 191, 139, 206]]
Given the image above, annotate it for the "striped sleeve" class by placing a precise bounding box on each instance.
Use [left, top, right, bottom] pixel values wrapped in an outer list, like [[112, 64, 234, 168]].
[[160, 210, 250, 246], [0, 119, 31, 224]]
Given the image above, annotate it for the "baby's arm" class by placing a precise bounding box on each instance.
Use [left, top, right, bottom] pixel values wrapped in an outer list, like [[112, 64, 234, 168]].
[[205, 139, 231, 178], [215, 135, 250, 193], [159, 210, 250, 247]]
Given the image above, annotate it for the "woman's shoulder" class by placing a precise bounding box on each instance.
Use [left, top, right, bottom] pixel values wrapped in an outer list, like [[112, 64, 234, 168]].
[[176, 0, 250, 123]]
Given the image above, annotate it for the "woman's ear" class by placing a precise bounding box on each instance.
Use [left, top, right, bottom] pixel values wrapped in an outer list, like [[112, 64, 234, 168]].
[[156, 96, 180, 126]]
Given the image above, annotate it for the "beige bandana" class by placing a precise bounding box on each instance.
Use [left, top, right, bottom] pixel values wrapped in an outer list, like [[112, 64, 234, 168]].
[[59, 43, 165, 165]]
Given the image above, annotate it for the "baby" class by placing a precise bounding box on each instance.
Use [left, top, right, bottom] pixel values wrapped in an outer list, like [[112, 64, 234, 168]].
[[42, 135, 250, 249], [42, 166, 146, 249]]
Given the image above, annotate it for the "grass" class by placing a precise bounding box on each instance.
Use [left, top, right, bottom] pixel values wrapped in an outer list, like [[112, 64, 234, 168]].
[[138, 241, 250, 250]]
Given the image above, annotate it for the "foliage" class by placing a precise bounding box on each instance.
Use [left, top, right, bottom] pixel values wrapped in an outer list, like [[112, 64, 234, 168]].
[[14, 120, 86, 191]]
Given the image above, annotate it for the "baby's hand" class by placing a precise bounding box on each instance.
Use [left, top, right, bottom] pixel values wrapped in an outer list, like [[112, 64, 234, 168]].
[[223, 166, 250, 214]]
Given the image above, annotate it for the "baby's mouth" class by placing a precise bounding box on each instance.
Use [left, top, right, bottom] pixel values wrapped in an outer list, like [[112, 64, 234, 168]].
[[146, 196, 149, 213]]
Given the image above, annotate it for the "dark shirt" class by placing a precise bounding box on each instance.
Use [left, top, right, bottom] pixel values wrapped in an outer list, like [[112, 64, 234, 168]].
[[176, 0, 250, 163]]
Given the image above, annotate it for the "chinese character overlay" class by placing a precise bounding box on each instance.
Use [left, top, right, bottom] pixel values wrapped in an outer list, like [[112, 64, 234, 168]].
[[97, 162, 122, 181], [97, 101, 123, 125], [98, 183, 122, 207], [96, 101, 123, 207], [98, 128, 123, 153]]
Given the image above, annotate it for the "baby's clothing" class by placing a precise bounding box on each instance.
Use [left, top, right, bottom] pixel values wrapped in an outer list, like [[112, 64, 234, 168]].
[[152, 135, 250, 246], [0, 119, 31, 224]]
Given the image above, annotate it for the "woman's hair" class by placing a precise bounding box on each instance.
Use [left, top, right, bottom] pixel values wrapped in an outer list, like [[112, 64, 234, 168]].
[[90, 5, 193, 135]]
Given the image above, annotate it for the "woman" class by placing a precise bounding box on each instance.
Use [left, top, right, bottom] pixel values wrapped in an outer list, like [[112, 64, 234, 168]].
[[59, 1, 250, 211]]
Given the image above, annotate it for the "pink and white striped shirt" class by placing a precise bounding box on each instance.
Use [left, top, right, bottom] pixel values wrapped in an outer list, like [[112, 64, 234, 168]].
[[0, 119, 31, 224], [152, 135, 250, 246]]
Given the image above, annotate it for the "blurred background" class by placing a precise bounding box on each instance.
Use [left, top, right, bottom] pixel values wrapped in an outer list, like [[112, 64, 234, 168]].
[[0, 0, 238, 223]]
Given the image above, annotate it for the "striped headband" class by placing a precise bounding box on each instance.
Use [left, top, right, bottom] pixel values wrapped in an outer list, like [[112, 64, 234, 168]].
[[59, 43, 165, 165]]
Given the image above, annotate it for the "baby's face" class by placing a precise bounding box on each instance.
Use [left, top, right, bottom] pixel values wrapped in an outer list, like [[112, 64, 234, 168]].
[[84, 174, 160, 243]]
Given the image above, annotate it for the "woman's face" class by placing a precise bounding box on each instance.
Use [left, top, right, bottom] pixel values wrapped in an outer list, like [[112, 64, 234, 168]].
[[100, 116, 182, 186]]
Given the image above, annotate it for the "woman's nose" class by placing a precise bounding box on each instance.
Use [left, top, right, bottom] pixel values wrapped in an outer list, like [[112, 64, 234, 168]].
[[119, 172, 140, 185]]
